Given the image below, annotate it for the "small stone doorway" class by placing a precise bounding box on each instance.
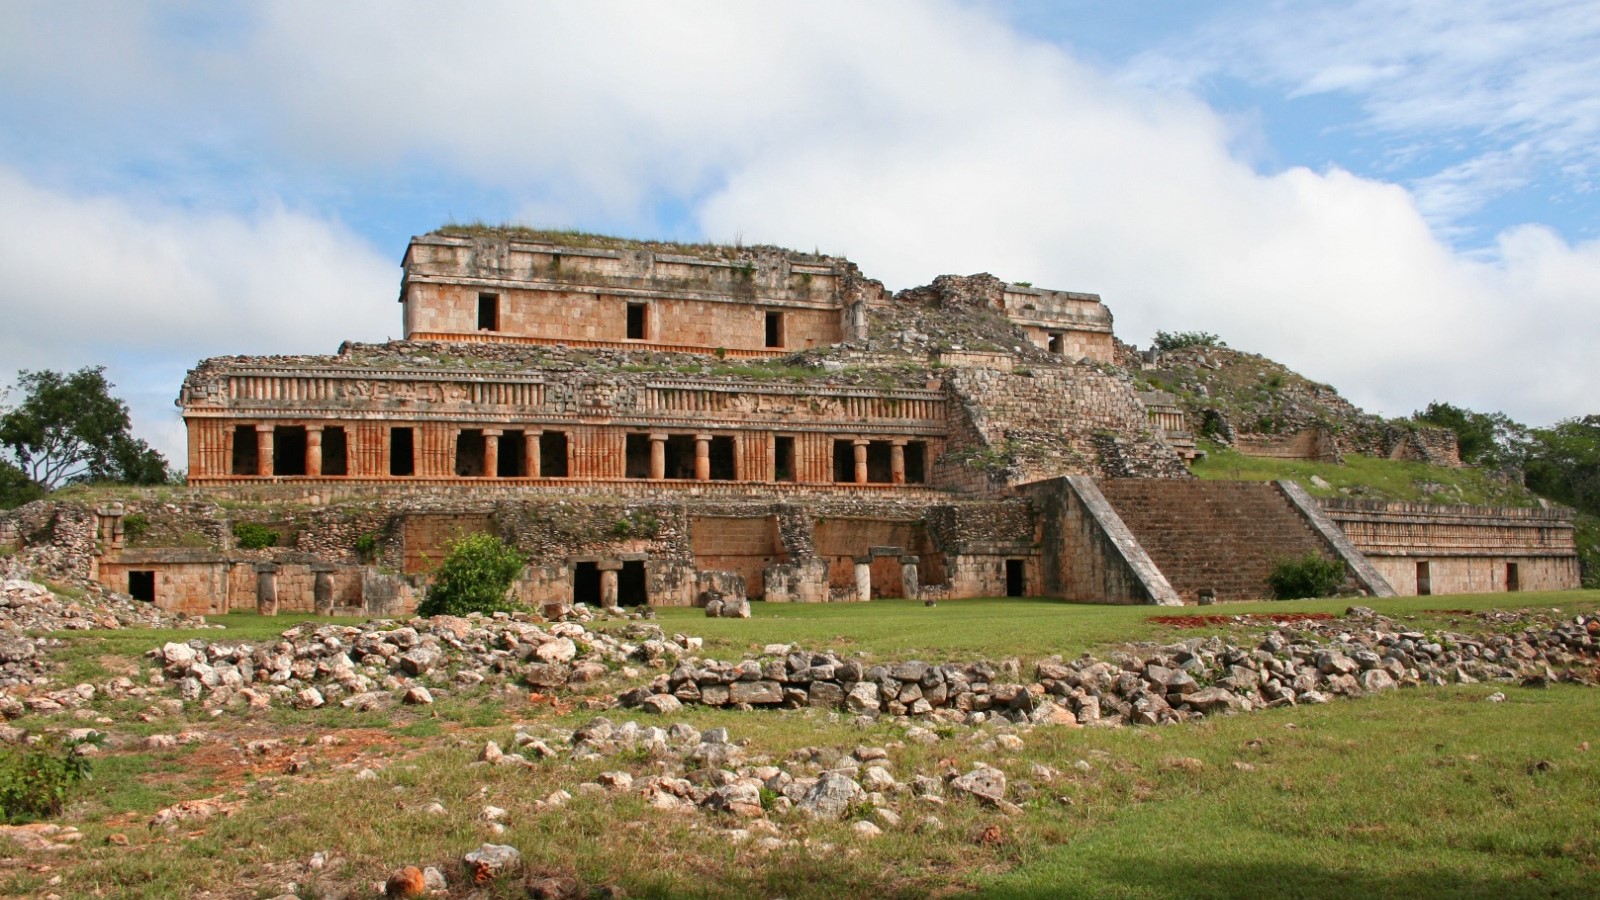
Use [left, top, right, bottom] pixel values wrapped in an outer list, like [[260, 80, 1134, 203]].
[[572, 561, 600, 605], [1416, 561, 1432, 596], [128, 570, 156, 603], [1005, 559, 1026, 597], [618, 560, 648, 606]]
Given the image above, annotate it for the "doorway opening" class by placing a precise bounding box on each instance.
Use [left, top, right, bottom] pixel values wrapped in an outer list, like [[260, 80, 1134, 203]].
[[128, 570, 156, 603], [618, 560, 648, 606], [572, 561, 600, 605], [1005, 559, 1026, 597]]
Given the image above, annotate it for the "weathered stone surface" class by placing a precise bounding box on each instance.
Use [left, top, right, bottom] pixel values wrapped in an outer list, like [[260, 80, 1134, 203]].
[[951, 766, 1006, 803], [798, 772, 865, 819]]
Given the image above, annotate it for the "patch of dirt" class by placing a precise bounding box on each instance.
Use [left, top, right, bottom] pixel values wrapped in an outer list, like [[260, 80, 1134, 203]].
[[1148, 613, 1336, 628]]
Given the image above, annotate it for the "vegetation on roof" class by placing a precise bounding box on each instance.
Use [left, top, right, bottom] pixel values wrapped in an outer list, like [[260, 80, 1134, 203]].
[[430, 221, 834, 262]]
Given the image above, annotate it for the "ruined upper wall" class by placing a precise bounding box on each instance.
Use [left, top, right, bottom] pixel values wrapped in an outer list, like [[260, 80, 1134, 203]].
[[888, 274, 1114, 363], [400, 230, 885, 354]]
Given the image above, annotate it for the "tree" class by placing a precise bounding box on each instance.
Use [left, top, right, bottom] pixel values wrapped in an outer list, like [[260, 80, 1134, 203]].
[[1523, 415, 1600, 517], [1413, 401, 1529, 468], [416, 533, 527, 617], [0, 459, 45, 509], [0, 367, 169, 492]]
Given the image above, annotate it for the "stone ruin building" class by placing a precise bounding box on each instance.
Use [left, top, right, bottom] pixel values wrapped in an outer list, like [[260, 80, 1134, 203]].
[[5, 227, 1579, 616]]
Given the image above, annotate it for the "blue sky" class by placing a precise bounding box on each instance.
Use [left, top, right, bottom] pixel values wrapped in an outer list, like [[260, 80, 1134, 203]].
[[1, 1, 1597, 464]]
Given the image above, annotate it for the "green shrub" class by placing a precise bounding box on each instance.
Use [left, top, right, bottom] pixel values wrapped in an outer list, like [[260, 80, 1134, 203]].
[[121, 512, 149, 539], [232, 521, 278, 550], [354, 531, 380, 562], [0, 735, 99, 822], [416, 533, 527, 617], [1267, 553, 1346, 600], [1153, 330, 1225, 351]]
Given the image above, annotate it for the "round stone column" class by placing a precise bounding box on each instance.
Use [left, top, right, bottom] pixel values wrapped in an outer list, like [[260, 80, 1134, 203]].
[[312, 563, 335, 616], [854, 556, 872, 602], [597, 561, 623, 609], [255, 563, 280, 616]]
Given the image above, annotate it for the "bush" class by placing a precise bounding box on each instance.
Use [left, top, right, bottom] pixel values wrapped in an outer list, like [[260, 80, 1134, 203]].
[[354, 531, 380, 562], [416, 533, 527, 617], [232, 521, 279, 550], [1267, 553, 1346, 600], [0, 735, 99, 822], [1153, 330, 1225, 351], [121, 512, 149, 540]]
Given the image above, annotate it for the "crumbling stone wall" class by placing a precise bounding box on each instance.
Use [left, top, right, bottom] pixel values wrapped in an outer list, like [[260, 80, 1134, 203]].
[[936, 364, 1188, 490]]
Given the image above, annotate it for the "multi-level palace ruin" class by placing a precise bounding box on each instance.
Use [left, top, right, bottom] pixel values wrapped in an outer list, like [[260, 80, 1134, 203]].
[[6, 228, 1576, 615]]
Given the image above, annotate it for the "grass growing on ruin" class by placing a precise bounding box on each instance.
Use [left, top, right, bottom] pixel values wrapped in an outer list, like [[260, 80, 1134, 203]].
[[1191, 442, 1539, 507]]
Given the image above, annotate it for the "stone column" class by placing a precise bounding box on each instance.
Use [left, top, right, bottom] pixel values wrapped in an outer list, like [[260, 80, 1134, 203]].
[[597, 561, 623, 609], [854, 557, 872, 602], [649, 433, 667, 480], [311, 563, 335, 616], [694, 433, 712, 481], [890, 440, 907, 485], [255, 425, 274, 477], [900, 555, 920, 600], [306, 425, 323, 476], [255, 563, 280, 616], [482, 428, 502, 478], [852, 439, 869, 485], [525, 429, 542, 478]]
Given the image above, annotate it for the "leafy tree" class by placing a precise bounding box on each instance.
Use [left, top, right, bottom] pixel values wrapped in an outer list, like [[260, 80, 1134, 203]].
[[1523, 415, 1600, 517], [416, 533, 527, 617], [0, 459, 45, 510], [0, 367, 169, 492], [1413, 401, 1529, 468]]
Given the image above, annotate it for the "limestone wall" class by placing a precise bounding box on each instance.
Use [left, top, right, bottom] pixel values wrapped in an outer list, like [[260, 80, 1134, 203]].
[[1320, 499, 1580, 595]]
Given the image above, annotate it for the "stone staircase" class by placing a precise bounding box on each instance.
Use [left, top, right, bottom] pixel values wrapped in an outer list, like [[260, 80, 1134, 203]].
[[1095, 479, 1335, 601]]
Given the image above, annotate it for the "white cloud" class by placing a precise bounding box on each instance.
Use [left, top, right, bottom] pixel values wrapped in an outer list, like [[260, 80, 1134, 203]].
[[0, 165, 396, 462], [1123, 0, 1600, 232], [0, 0, 1595, 448]]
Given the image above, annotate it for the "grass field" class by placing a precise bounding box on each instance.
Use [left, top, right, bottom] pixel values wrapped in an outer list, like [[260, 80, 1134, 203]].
[[1190, 443, 1537, 507], [3, 591, 1598, 898]]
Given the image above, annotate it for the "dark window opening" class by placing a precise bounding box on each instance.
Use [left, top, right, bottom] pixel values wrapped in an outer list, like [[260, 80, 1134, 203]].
[[1047, 332, 1063, 354], [765, 311, 784, 348], [708, 436, 736, 481], [904, 441, 927, 484], [618, 560, 648, 606], [1415, 561, 1431, 596], [833, 440, 855, 483], [1506, 562, 1520, 592], [865, 441, 893, 483], [455, 429, 486, 477], [128, 570, 155, 603], [497, 431, 526, 477], [322, 426, 348, 476], [539, 431, 569, 477], [478, 293, 499, 331], [626, 302, 648, 340], [272, 426, 307, 476], [625, 434, 651, 479], [1005, 559, 1026, 597], [664, 434, 696, 479], [774, 436, 796, 482], [572, 561, 600, 605], [231, 425, 259, 476], [390, 427, 415, 476]]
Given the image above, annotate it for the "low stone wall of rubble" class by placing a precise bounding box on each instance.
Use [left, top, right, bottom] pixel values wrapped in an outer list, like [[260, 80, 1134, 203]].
[[149, 616, 699, 712], [621, 608, 1600, 727]]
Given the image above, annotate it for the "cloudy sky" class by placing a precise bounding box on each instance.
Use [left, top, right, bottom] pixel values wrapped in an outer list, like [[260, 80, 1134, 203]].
[[2, 0, 1597, 464]]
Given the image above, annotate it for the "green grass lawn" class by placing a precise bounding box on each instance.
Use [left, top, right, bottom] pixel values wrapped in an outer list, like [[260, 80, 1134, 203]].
[[9, 591, 1600, 899], [1190, 443, 1537, 507]]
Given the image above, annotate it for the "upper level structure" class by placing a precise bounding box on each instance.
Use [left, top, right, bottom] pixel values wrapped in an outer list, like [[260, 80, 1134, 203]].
[[398, 229, 1116, 362], [180, 228, 1183, 496]]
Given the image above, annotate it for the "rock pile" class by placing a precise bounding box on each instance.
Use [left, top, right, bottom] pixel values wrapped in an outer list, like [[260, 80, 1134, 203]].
[[622, 609, 1599, 727], [151, 616, 701, 711], [479, 716, 1008, 839], [0, 575, 199, 633]]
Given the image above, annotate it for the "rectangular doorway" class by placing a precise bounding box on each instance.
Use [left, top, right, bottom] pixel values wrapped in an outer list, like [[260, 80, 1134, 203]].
[[1506, 562, 1520, 592], [1005, 559, 1025, 597], [572, 561, 600, 605], [618, 560, 648, 607], [1416, 561, 1431, 596], [128, 570, 156, 603]]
